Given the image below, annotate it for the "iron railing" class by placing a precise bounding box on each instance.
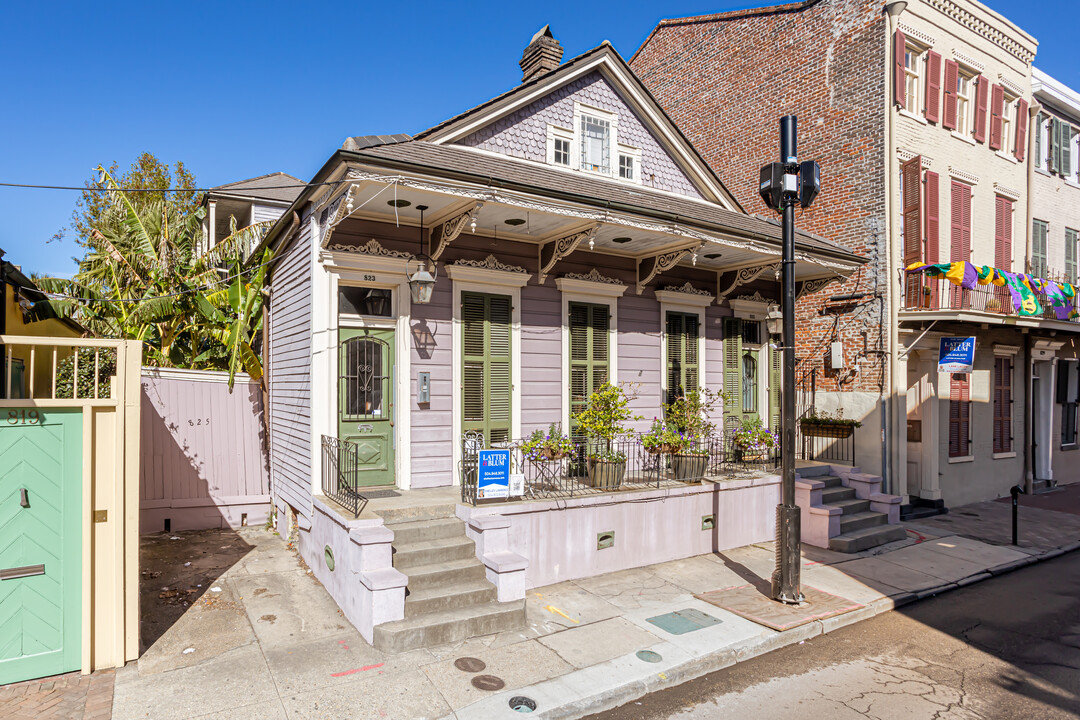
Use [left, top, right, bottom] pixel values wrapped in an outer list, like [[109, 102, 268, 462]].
[[799, 423, 857, 465], [321, 435, 368, 518], [902, 274, 1080, 322], [460, 432, 779, 505]]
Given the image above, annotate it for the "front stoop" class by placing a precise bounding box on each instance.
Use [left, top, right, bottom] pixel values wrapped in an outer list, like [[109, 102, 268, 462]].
[[373, 515, 525, 653], [816, 475, 906, 552]]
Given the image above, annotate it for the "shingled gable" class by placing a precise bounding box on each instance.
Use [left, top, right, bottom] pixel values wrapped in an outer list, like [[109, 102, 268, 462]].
[[413, 42, 742, 212]]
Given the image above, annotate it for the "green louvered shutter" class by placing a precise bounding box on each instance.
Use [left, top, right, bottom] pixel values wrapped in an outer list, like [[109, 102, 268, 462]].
[[769, 345, 782, 433], [1066, 229, 1078, 286], [1032, 220, 1048, 278], [462, 291, 512, 445], [569, 302, 609, 431], [666, 312, 699, 405], [723, 318, 742, 430]]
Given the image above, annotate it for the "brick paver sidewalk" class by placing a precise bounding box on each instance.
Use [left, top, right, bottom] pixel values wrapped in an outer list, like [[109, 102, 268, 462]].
[[0, 669, 114, 720]]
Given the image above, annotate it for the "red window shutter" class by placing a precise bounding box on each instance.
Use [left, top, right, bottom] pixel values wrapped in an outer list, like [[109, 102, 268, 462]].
[[902, 156, 923, 266], [950, 373, 971, 457], [994, 357, 1013, 454], [894, 30, 907, 108], [994, 197, 1013, 270], [973, 76, 989, 143], [924, 171, 940, 264], [1015, 98, 1029, 160], [950, 180, 970, 262], [989, 83, 1005, 150], [942, 59, 958, 129], [925, 51, 942, 122]]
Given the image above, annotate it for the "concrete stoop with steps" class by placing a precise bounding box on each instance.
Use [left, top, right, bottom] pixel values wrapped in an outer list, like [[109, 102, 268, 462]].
[[372, 510, 525, 654], [795, 463, 905, 553]]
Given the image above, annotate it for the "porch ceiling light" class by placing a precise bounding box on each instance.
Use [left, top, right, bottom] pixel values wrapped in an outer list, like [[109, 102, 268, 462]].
[[765, 304, 783, 337], [612, 237, 632, 244], [704, 253, 722, 260], [388, 199, 412, 208], [408, 205, 437, 305], [504, 218, 526, 226]]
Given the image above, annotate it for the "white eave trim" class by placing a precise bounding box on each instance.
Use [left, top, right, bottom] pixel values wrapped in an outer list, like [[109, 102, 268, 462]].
[[655, 289, 715, 308], [446, 264, 532, 288], [554, 276, 628, 298]]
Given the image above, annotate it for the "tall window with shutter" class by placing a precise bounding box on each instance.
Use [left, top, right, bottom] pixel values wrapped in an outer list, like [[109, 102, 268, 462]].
[[1060, 360, 1079, 446], [925, 170, 940, 308], [569, 302, 609, 429], [893, 30, 908, 108], [973, 76, 989, 143], [1015, 99, 1029, 161], [462, 292, 512, 445], [666, 312, 699, 405], [994, 196, 1013, 270], [950, 181, 972, 307], [1031, 220, 1048, 278], [902, 156, 923, 307], [768, 345, 781, 433], [1067, 229, 1078, 286], [1051, 118, 1073, 176], [925, 51, 942, 123], [941, 59, 957, 129], [993, 356, 1013, 454], [949, 373, 971, 458], [989, 84, 1005, 151]]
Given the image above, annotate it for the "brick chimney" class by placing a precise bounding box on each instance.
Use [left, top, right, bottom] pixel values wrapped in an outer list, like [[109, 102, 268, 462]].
[[519, 25, 563, 83]]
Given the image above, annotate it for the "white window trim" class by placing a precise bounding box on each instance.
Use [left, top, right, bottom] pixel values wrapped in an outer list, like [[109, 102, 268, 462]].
[[899, 108, 928, 125], [448, 265, 532, 484], [617, 143, 642, 185], [573, 102, 619, 178], [546, 124, 574, 168], [955, 70, 974, 137], [556, 277, 627, 434], [656, 290, 714, 402], [1036, 114, 1049, 171], [903, 43, 924, 118], [318, 250, 413, 490], [947, 455, 975, 464]]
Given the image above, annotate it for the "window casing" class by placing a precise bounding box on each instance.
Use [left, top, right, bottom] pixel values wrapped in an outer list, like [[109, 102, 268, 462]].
[[580, 114, 611, 174], [546, 125, 574, 168], [1000, 96, 1014, 154], [955, 72, 973, 136], [1067, 229, 1078, 286], [993, 356, 1013, 454], [1061, 360, 1079, 447], [904, 46, 922, 115], [949, 373, 971, 458], [1036, 113, 1047, 170], [554, 138, 570, 166], [569, 302, 610, 429], [1032, 220, 1049, 278], [618, 154, 634, 180], [665, 311, 700, 405]]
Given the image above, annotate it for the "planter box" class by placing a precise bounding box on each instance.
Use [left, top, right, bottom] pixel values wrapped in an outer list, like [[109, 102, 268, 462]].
[[799, 423, 855, 439], [671, 453, 708, 482], [586, 459, 626, 491]]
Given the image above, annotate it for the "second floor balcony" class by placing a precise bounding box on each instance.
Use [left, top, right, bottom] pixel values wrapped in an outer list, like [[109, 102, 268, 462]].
[[902, 267, 1080, 327]]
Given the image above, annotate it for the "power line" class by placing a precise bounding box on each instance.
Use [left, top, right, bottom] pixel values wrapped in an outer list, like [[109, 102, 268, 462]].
[[0, 180, 339, 193]]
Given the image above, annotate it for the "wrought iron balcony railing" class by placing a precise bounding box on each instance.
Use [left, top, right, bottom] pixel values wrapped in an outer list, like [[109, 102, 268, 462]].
[[902, 274, 1079, 322]]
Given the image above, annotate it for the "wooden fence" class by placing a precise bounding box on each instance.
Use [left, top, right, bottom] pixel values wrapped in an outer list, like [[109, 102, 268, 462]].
[[139, 367, 270, 531]]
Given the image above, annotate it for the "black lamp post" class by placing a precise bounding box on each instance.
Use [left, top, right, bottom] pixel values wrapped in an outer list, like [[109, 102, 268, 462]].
[[759, 116, 820, 605]]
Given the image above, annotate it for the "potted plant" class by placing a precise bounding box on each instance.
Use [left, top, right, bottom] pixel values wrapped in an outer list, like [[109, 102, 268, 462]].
[[519, 423, 575, 461], [731, 418, 778, 462], [664, 388, 723, 482], [798, 408, 861, 439], [641, 417, 681, 455], [574, 383, 641, 490]]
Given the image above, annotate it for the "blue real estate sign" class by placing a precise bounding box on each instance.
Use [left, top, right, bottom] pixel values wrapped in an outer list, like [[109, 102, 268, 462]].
[[477, 449, 511, 499], [938, 337, 976, 373]]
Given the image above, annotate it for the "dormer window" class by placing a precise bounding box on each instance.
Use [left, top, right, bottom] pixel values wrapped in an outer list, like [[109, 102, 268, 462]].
[[580, 113, 611, 173], [553, 137, 570, 166], [619, 154, 634, 180]]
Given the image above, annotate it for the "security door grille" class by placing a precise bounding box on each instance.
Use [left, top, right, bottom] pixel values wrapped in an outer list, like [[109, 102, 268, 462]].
[[340, 336, 389, 420]]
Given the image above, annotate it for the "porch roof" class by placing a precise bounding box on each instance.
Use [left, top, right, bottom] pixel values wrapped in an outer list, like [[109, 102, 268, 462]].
[[343, 140, 864, 269]]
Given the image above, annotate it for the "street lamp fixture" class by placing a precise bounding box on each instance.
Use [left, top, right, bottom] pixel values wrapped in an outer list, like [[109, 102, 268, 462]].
[[408, 205, 437, 305]]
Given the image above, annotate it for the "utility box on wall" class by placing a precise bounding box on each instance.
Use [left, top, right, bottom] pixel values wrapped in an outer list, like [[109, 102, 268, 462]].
[[826, 341, 843, 371]]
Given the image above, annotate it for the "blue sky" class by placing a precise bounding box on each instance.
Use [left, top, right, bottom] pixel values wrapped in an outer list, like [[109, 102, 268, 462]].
[[1, 0, 1071, 279]]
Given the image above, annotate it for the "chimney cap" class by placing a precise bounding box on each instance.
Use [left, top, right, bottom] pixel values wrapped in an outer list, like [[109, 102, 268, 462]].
[[530, 24, 554, 43], [520, 25, 564, 83]]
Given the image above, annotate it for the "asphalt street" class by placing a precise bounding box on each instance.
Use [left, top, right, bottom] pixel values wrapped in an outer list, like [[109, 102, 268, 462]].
[[593, 549, 1080, 720]]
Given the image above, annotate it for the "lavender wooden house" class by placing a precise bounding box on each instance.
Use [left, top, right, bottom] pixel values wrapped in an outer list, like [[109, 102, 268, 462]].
[[255, 30, 864, 649]]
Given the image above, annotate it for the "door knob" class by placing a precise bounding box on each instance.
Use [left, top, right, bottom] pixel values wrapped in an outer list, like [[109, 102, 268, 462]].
[[20, 488, 29, 508]]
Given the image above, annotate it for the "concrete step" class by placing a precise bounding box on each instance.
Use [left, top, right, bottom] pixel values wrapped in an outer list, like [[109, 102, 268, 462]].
[[393, 536, 477, 570], [817, 475, 843, 489], [404, 579, 497, 618], [403, 557, 487, 592], [827, 498, 871, 514], [821, 486, 856, 504], [374, 600, 526, 653], [838, 510, 887, 534], [387, 517, 465, 546], [376, 503, 459, 525], [828, 524, 907, 553]]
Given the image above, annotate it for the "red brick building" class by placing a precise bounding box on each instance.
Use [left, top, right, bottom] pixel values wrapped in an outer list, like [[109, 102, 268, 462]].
[[632, 0, 890, 478]]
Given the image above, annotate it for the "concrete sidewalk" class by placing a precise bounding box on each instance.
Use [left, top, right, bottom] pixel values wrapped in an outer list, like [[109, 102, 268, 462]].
[[105, 484, 1080, 720]]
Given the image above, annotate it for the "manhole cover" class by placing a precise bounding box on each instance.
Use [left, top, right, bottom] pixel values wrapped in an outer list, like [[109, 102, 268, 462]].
[[454, 657, 487, 673], [645, 608, 722, 635], [472, 674, 506, 691], [636, 650, 663, 663]]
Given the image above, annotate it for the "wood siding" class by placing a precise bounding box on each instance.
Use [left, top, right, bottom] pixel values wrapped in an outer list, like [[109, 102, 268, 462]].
[[268, 219, 313, 517], [520, 284, 561, 434], [140, 369, 269, 530]]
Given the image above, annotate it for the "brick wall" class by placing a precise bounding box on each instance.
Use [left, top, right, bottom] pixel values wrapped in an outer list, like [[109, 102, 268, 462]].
[[631, 0, 887, 396]]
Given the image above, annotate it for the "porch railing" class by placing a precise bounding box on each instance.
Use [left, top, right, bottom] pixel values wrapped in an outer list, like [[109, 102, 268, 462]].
[[320, 435, 368, 518], [460, 431, 779, 505], [902, 274, 1080, 322], [799, 424, 856, 465]]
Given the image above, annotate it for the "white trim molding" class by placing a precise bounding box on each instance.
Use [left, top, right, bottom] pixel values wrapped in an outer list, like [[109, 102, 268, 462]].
[[993, 182, 1022, 202], [951, 50, 985, 74], [898, 22, 936, 47], [655, 288, 715, 308], [948, 166, 980, 185]]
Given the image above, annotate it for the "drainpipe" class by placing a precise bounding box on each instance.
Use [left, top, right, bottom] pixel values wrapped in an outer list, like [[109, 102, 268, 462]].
[[1024, 332, 1033, 494], [883, 1, 907, 493], [1026, 103, 1040, 271]]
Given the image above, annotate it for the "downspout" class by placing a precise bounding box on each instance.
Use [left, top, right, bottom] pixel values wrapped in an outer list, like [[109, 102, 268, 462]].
[[1023, 102, 1038, 494], [883, 2, 907, 493]]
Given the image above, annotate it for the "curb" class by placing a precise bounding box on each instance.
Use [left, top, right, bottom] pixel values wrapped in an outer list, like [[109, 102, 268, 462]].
[[450, 538, 1080, 719]]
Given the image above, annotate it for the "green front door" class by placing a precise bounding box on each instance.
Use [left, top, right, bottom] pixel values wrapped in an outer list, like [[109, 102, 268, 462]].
[[338, 329, 395, 487], [0, 409, 82, 685]]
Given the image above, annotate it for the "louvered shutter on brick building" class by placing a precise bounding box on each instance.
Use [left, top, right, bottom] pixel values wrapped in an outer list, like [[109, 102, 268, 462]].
[[995, 196, 1013, 270], [1015, 99, 1029, 161], [989, 84, 1005, 150], [926, 51, 942, 123], [973, 76, 989, 143], [894, 30, 907, 108], [949, 373, 970, 457], [942, 59, 958, 129], [993, 357, 1012, 454]]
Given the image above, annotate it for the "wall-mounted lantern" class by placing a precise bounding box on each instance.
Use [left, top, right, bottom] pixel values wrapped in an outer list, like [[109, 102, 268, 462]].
[[408, 205, 437, 305]]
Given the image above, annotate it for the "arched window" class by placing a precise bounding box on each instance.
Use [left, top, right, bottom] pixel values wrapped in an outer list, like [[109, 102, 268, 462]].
[[742, 353, 757, 414]]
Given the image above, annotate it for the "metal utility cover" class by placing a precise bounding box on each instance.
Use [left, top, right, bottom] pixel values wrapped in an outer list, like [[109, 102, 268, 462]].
[[645, 608, 722, 635]]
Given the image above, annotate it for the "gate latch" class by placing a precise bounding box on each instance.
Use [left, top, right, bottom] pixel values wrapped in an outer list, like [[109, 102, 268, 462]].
[[19, 488, 29, 508]]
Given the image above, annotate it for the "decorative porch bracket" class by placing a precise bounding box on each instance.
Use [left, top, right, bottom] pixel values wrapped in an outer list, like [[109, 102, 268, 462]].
[[537, 224, 600, 285], [796, 275, 841, 301], [716, 261, 781, 303], [636, 247, 693, 295], [430, 202, 484, 262]]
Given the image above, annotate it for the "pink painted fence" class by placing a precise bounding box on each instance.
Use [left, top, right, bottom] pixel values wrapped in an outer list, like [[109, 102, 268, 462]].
[[140, 368, 270, 531]]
